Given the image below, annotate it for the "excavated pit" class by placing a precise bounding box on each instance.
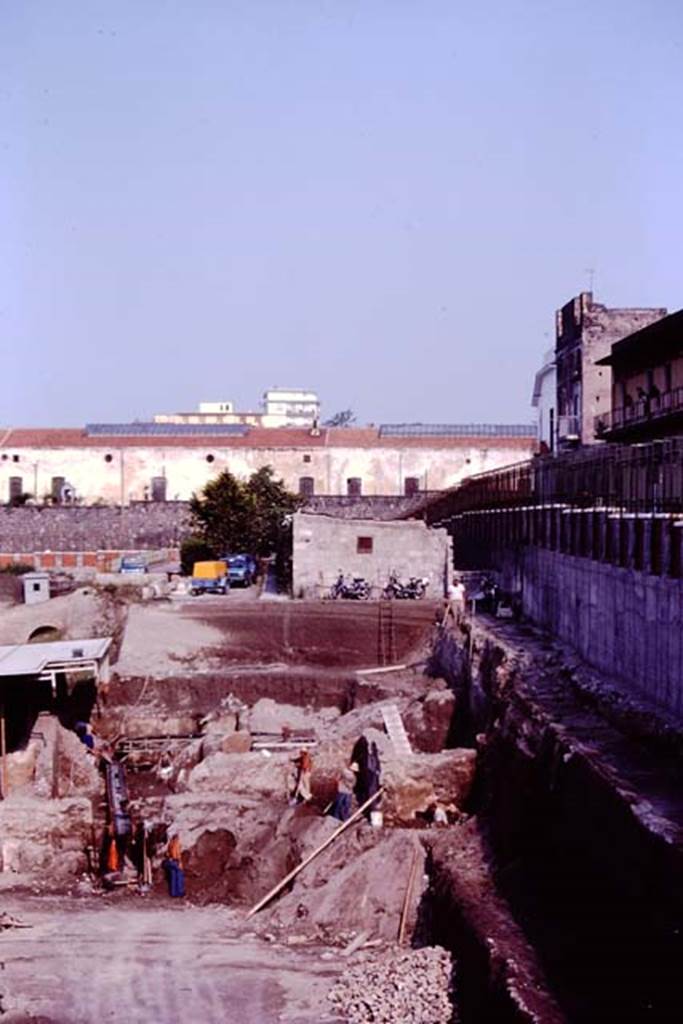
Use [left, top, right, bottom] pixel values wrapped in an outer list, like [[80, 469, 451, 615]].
[[4, 593, 681, 1023]]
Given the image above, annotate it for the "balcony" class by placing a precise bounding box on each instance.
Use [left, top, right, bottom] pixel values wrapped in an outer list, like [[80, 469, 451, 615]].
[[595, 387, 683, 440]]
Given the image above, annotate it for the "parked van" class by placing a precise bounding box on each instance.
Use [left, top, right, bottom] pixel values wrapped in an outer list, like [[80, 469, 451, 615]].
[[190, 561, 229, 596]]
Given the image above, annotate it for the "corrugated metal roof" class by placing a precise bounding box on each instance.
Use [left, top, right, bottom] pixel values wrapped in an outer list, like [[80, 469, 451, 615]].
[[0, 637, 112, 677]]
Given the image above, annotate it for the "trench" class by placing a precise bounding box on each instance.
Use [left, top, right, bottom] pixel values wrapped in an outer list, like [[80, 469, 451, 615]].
[[88, 601, 682, 1024], [427, 620, 683, 1024]]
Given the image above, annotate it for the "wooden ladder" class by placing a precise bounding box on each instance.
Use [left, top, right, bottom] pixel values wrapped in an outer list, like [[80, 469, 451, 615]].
[[377, 599, 397, 666]]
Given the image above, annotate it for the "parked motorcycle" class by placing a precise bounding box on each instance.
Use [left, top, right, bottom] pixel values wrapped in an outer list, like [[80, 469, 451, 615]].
[[382, 571, 429, 599], [329, 571, 372, 600]]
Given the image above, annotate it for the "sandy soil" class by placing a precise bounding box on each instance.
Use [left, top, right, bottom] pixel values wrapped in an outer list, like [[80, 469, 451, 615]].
[[0, 895, 344, 1024]]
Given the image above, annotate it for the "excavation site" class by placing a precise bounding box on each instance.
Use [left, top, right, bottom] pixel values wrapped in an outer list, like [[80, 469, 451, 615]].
[[1, 579, 680, 1024]]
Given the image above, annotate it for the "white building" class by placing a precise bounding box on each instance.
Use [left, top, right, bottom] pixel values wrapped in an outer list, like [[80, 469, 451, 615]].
[[153, 390, 320, 429], [262, 388, 320, 428], [531, 349, 556, 453]]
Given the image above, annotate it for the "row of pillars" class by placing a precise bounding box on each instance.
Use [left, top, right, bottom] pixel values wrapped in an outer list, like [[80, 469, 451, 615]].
[[451, 506, 683, 579]]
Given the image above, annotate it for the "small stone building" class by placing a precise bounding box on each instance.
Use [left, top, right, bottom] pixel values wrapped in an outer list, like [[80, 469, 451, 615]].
[[292, 512, 452, 599]]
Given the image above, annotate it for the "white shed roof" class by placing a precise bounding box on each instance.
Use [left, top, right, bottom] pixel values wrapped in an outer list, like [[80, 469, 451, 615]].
[[0, 638, 112, 677]]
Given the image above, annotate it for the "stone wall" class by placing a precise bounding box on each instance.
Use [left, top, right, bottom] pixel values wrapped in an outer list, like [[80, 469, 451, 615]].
[[292, 511, 452, 599], [504, 546, 683, 717], [0, 503, 191, 553], [0, 497, 418, 559]]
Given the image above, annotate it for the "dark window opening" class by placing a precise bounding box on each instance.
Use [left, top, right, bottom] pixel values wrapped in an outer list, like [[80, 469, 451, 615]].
[[151, 476, 167, 502], [12, 454, 20, 463], [104, 453, 113, 463], [303, 454, 311, 463], [9, 477, 22, 502], [347, 477, 362, 497], [299, 476, 315, 497], [51, 476, 65, 503], [206, 454, 215, 463], [404, 476, 420, 497], [32, 583, 41, 592], [357, 536, 373, 554]]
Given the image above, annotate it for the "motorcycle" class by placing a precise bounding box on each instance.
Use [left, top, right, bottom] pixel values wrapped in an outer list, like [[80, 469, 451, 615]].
[[329, 571, 372, 600], [382, 571, 429, 599]]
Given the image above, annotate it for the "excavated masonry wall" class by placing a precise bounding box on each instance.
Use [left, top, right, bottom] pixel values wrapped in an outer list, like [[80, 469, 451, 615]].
[[498, 546, 683, 718], [431, 623, 683, 1024]]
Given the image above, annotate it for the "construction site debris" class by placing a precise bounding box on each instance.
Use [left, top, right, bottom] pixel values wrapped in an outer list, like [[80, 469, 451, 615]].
[[328, 945, 455, 1024], [261, 826, 426, 942], [248, 788, 384, 916]]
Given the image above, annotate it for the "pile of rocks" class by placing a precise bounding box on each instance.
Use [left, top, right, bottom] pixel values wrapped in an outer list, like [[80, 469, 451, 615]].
[[328, 945, 455, 1023]]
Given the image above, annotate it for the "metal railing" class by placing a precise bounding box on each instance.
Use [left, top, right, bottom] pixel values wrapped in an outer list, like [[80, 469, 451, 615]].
[[420, 438, 683, 521], [595, 387, 683, 436]]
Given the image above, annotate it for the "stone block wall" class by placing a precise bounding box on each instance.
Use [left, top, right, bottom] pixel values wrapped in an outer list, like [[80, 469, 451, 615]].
[[0, 503, 192, 553], [493, 545, 683, 718], [292, 511, 452, 598]]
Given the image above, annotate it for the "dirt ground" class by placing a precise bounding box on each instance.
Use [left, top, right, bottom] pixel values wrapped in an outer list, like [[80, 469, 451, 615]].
[[0, 895, 344, 1024]]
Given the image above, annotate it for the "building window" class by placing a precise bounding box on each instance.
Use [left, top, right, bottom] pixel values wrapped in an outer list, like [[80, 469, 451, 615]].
[[665, 363, 673, 393], [303, 454, 311, 463], [32, 582, 41, 593], [299, 476, 315, 497], [8, 477, 22, 502], [104, 453, 113, 463], [151, 476, 167, 502], [51, 476, 65, 503], [12, 454, 19, 463], [206, 454, 215, 463], [404, 476, 420, 497], [357, 536, 373, 554], [347, 477, 362, 497]]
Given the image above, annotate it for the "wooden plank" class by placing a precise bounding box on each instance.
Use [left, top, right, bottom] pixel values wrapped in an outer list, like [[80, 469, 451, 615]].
[[246, 788, 384, 918]]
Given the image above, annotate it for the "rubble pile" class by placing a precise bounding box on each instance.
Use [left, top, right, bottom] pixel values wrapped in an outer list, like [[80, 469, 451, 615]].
[[328, 945, 455, 1024]]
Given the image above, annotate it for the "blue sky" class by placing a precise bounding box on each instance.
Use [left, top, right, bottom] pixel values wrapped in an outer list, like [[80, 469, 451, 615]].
[[2, 0, 682, 427]]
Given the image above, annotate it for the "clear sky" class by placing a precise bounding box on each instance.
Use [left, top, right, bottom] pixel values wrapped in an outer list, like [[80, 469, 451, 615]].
[[2, 1, 682, 428]]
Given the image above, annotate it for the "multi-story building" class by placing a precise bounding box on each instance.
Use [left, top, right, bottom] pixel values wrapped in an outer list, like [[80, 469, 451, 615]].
[[153, 389, 321, 430], [0, 422, 536, 506], [595, 308, 683, 442], [555, 292, 666, 449], [262, 388, 320, 428]]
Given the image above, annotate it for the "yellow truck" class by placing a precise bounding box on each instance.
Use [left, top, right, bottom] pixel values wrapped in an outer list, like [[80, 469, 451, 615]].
[[190, 560, 230, 596]]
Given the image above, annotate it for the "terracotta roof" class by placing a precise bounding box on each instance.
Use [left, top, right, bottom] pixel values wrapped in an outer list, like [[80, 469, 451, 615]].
[[0, 426, 536, 451]]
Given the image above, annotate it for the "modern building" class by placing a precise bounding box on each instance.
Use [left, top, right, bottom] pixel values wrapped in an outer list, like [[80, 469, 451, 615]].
[[555, 292, 666, 449], [531, 349, 556, 453], [153, 389, 320, 429], [595, 308, 683, 442], [262, 388, 320, 428], [0, 422, 537, 506]]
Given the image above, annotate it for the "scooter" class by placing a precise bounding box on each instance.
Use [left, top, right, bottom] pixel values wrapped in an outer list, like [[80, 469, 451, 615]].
[[329, 571, 372, 600], [382, 572, 429, 599]]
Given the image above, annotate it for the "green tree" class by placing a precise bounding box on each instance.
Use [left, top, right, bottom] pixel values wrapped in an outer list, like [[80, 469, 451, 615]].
[[189, 467, 300, 558], [179, 536, 215, 576]]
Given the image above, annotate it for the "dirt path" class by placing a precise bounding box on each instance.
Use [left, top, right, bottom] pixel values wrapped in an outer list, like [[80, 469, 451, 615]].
[[0, 897, 343, 1024]]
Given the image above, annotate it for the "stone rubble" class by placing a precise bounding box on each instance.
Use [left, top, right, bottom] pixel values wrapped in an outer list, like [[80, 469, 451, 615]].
[[327, 945, 455, 1024]]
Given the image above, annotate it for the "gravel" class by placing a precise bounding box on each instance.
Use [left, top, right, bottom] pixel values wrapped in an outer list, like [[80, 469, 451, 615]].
[[327, 945, 455, 1023]]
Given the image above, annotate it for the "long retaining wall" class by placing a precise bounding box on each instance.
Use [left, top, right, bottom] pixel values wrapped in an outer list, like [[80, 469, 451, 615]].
[[0, 504, 191, 553], [0, 496, 417, 556], [449, 504, 683, 719], [504, 547, 683, 717]]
